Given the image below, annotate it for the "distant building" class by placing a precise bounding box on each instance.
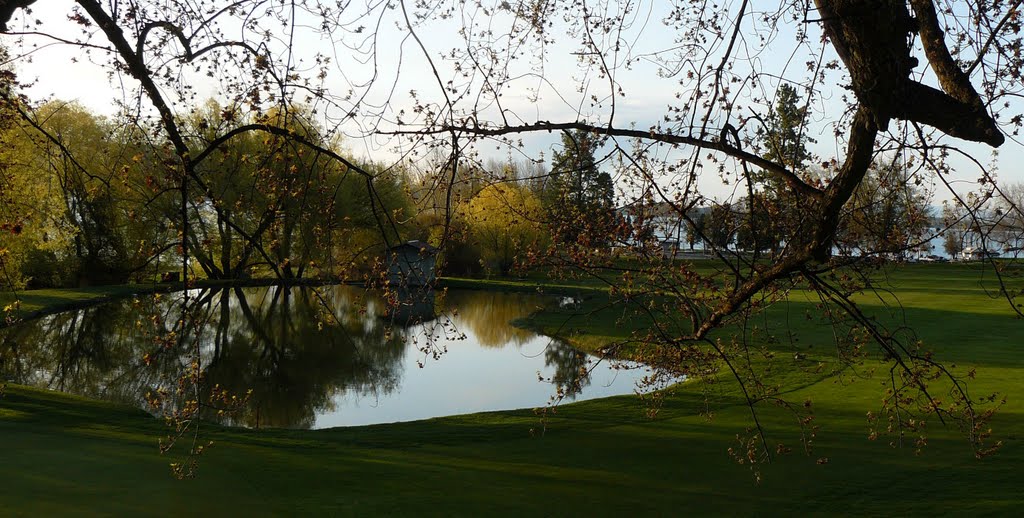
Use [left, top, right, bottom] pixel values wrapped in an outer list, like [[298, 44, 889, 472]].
[[387, 240, 438, 287], [616, 201, 708, 257], [959, 246, 1000, 261]]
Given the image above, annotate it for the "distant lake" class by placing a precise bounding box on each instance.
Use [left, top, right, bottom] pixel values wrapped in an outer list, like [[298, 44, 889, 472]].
[[0, 286, 657, 429]]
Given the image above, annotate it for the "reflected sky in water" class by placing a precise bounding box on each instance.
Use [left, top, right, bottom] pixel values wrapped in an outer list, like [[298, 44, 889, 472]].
[[0, 286, 654, 429]]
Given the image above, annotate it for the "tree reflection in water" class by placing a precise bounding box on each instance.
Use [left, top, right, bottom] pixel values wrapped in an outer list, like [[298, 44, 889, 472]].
[[444, 290, 603, 400], [195, 286, 407, 429], [0, 286, 407, 429], [0, 286, 643, 429], [442, 290, 539, 348], [543, 340, 592, 399], [0, 294, 181, 406]]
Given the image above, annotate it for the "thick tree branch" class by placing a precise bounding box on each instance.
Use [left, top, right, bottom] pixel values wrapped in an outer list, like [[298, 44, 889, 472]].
[[691, 107, 879, 340], [386, 121, 825, 201], [909, 0, 984, 107], [814, 0, 1004, 146], [816, 108, 879, 249], [191, 123, 373, 178], [909, 0, 1003, 146], [75, 1, 191, 160], [0, 0, 36, 32], [896, 81, 1003, 146]]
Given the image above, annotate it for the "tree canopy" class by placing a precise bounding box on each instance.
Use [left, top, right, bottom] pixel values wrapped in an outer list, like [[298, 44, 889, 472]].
[[466, 183, 546, 276]]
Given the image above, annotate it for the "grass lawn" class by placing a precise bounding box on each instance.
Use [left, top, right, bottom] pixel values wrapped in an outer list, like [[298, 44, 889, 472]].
[[0, 285, 162, 324], [1, 263, 1022, 515]]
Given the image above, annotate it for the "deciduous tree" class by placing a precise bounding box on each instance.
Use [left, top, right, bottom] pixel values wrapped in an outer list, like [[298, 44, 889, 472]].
[[839, 159, 932, 258], [466, 183, 546, 276]]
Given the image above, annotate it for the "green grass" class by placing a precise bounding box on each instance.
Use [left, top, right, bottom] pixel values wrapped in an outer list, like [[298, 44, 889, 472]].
[[2, 263, 1023, 515], [0, 284, 164, 324], [0, 278, 345, 325]]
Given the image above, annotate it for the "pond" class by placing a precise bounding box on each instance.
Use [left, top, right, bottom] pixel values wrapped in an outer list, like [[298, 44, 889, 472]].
[[0, 286, 657, 429]]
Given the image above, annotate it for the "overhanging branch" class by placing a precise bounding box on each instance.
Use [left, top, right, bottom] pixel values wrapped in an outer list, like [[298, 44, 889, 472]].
[[385, 121, 825, 202]]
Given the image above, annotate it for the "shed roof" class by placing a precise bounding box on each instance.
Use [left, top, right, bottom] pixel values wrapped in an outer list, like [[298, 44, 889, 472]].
[[389, 240, 438, 254]]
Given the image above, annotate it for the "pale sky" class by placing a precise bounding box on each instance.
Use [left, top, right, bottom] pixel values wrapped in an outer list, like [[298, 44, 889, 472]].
[[2, 1, 1021, 205]]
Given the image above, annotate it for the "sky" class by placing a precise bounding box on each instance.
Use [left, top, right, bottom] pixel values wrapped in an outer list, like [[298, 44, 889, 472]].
[[2, 0, 1021, 205]]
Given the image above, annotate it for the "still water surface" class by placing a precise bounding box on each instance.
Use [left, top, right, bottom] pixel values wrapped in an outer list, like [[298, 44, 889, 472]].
[[0, 286, 651, 429]]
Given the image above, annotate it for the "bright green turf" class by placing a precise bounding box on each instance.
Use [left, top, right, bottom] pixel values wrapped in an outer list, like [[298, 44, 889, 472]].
[[1, 263, 1022, 516]]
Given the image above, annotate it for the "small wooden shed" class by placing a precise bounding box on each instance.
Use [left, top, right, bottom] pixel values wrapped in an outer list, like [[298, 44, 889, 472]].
[[387, 240, 438, 287]]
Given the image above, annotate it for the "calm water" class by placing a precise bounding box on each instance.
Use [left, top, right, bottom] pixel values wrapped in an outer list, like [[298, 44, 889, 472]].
[[0, 286, 654, 429]]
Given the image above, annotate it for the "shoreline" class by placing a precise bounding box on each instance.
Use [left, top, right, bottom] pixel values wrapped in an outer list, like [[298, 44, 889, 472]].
[[1, 275, 612, 329], [0, 278, 362, 329]]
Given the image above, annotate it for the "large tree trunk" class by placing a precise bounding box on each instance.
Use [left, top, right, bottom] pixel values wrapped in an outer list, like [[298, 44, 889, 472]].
[[814, 0, 1003, 146]]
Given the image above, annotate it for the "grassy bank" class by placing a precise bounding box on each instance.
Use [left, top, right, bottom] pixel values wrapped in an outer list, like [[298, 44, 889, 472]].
[[2, 263, 1022, 515], [0, 278, 355, 327], [0, 284, 169, 326]]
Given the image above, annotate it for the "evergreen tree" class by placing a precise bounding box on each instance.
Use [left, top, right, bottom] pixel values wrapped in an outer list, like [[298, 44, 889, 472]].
[[754, 84, 816, 253], [543, 129, 614, 243], [761, 84, 814, 172]]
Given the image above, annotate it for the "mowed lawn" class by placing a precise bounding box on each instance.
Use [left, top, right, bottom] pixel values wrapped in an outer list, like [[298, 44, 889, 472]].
[[1, 263, 1022, 516]]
